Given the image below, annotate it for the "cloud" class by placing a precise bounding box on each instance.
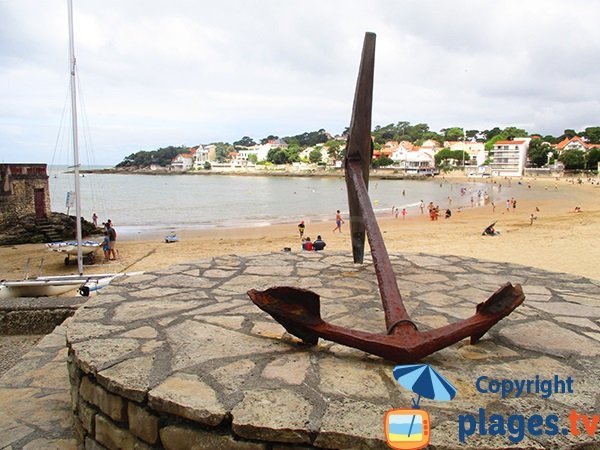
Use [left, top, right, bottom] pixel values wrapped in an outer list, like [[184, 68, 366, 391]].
[[1, 0, 599, 164]]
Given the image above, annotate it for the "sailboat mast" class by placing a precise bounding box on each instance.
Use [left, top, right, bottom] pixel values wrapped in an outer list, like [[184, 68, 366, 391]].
[[67, 0, 84, 275]]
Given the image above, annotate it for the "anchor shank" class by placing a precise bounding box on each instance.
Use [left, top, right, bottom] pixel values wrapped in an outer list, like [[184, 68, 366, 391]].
[[345, 32, 375, 264], [347, 159, 412, 330]]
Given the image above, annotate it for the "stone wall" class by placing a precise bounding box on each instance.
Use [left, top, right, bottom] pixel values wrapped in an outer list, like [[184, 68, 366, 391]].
[[0, 163, 51, 226], [68, 360, 276, 450]]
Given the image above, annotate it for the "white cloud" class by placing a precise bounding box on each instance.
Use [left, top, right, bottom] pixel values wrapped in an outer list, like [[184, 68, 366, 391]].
[[1, 0, 599, 164]]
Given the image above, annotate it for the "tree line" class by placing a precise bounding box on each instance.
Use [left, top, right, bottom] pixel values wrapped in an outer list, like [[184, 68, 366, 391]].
[[115, 123, 600, 170]]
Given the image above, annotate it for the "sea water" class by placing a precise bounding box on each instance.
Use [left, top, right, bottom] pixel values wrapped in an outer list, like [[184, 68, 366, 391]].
[[48, 167, 562, 236]]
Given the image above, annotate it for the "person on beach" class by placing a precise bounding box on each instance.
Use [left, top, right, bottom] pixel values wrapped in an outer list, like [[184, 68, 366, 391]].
[[92, 212, 98, 227], [419, 200, 425, 214], [101, 231, 110, 261], [298, 221, 305, 238], [529, 213, 537, 225], [312, 235, 326, 251], [401, 208, 407, 220], [302, 237, 313, 251], [333, 210, 344, 232], [106, 219, 117, 260]]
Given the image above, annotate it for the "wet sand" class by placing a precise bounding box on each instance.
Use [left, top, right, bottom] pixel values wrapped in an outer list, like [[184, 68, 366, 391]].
[[1, 175, 599, 281]]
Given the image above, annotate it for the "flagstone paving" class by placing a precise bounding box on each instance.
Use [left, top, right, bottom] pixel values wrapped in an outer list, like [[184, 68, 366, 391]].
[[1, 251, 599, 449]]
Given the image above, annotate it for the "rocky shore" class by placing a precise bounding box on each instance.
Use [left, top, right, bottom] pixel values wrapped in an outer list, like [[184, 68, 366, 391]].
[[0, 212, 102, 246], [80, 165, 436, 180]]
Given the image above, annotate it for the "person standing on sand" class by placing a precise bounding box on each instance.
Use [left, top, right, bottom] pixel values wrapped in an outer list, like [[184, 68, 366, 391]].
[[92, 212, 98, 227], [419, 200, 425, 214], [298, 221, 305, 239], [106, 219, 117, 260], [333, 210, 344, 232]]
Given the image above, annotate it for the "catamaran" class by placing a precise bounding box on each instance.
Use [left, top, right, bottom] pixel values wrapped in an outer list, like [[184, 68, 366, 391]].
[[0, 0, 121, 299]]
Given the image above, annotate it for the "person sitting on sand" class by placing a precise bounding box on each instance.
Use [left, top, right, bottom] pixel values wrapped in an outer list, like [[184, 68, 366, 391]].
[[574, 206, 582, 213], [312, 235, 326, 251], [302, 237, 313, 251]]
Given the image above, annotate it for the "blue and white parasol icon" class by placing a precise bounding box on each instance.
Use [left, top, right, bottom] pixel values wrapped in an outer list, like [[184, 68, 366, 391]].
[[393, 363, 458, 437], [393, 363, 457, 408]]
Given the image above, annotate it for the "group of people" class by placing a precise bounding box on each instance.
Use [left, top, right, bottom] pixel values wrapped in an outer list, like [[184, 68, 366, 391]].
[[298, 220, 327, 251], [98, 217, 117, 261], [301, 235, 326, 251]]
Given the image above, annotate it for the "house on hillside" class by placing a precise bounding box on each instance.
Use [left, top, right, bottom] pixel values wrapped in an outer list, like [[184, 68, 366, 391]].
[[489, 138, 531, 176], [389, 141, 415, 161], [555, 136, 600, 154], [299, 145, 329, 163], [171, 152, 194, 171], [420, 139, 441, 153], [443, 141, 487, 166], [193, 145, 217, 169], [0, 163, 50, 225]]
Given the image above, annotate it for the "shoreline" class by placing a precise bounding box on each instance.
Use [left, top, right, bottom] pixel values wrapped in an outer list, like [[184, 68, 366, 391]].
[[2, 175, 599, 282]]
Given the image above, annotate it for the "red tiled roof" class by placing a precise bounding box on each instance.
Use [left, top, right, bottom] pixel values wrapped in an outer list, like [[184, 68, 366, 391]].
[[557, 136, 587, 150]]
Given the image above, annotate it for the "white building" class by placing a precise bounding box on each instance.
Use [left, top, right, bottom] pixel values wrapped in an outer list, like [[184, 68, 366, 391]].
[[490, 138, 531, 176], [171, 153, 194, 171], [443, 141, 487, 166], [299, 145, 329, 163], [193, 145, 217, 169]]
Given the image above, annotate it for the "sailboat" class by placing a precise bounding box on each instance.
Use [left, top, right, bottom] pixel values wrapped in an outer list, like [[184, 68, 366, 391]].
[[0, 0, 118, 299]]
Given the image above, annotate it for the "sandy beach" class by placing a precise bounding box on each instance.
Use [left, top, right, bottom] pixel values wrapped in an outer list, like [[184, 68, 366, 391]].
[[1, 175, 599, 282]]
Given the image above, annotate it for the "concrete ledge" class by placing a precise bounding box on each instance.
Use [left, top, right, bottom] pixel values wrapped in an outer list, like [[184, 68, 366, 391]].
[[64, 252, 600, 449], [0, 297, 85, 334]]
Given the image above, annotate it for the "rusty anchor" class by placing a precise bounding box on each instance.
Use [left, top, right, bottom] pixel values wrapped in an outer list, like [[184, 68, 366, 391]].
[[247, 32, 524, 363]]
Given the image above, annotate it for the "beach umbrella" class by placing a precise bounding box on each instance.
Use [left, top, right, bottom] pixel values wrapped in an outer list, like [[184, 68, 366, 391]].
[[393, 363, 457, 437], [393, 363, 457, 408]]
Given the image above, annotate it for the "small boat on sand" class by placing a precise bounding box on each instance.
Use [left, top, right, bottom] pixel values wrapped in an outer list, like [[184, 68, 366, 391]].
[[0, 273, 116, 299], [165, 232, 179, 243], [46, 240, 102, 264]]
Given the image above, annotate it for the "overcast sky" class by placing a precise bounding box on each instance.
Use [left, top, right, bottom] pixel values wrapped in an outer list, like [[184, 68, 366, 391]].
[[1, 1, 599, 165]]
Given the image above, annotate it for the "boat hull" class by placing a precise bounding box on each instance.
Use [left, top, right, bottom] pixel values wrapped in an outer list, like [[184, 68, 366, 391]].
[[0, 274, 119, 299]]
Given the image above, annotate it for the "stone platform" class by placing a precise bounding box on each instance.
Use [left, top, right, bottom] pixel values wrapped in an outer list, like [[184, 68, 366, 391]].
[[2, 251, 600, 449]]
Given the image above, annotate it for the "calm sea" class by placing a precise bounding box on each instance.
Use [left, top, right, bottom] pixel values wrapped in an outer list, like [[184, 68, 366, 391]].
[[48, 167, 556, 237]]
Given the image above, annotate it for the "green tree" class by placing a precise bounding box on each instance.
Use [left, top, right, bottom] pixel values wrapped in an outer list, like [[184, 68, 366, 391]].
[[558, 129, 577, 141], [247, 154, 258, 164], [283, 130, 328, 147], [203, 161, 212, 170], [309, 149, 322, 163], [233, 136, 256, 147], [466, 129, 480, 140], [325, 139, 344, 161], [260, 135, 279, 144], [558, 149, 586, 170], [586, 148, 600, 170], [115, 146, 186, 168], [435, 149, 466, 167], [213, 142, 234, 162], [443, 127, 465, 142], [482, 127, 502, 141], [527, 138, 552, 167], [503, 126, 528, 139], [372, 156, 394, 167], [583, 127, 600, 144], [267, 148, 292, 164]]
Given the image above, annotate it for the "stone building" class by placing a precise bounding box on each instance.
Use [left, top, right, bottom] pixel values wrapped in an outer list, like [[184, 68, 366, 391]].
[[0, 163, 51, 226]]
